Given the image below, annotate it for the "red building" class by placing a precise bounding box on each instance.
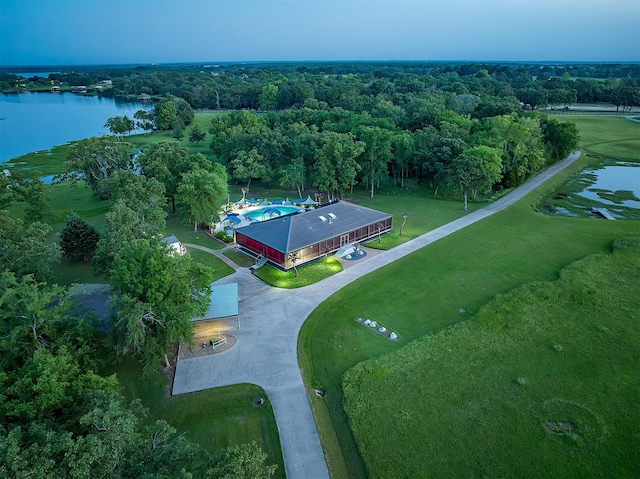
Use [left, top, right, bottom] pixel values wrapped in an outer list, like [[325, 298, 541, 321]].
[[235, 200, 392, 270]]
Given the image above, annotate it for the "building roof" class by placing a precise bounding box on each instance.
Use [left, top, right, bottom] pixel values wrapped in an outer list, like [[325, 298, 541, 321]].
[[192, 283, 239, 321], [235, 200, 392, 253], [161, 235, 181, 245], [68, 284, 115, 331]]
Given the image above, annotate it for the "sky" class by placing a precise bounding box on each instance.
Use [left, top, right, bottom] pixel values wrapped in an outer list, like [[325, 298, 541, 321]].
[[1, 0, 639, 66]]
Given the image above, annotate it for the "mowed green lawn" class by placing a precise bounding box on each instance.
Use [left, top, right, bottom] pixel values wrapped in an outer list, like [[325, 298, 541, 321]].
[[298, 116, 640, 478], [104, 360, 285, 478], [342, 238, 640, 478], [560, 115, 640, 161]]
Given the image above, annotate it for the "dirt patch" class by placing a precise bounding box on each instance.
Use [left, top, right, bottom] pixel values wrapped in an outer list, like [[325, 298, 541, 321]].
[[178, 334, 236, 359]]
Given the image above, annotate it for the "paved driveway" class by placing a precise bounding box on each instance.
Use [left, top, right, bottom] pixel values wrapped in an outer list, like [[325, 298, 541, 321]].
[[173, 151, 581, 479]]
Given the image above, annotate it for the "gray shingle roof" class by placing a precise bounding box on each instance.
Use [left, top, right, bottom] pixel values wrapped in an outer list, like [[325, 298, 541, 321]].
[[235, 200, 392, 253]]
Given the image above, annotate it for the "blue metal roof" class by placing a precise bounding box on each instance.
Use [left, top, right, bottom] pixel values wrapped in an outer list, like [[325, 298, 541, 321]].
[[193, 283, 239, 321]]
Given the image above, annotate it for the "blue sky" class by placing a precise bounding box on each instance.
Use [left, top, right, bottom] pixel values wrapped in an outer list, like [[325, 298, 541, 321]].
[[1, 0, 638, 66]]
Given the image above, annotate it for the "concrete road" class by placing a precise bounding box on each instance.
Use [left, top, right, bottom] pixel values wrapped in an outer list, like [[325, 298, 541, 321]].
[[173, 151, 581, 479]]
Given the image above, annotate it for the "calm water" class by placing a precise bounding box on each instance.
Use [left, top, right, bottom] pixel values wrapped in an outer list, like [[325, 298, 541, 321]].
[[0, 92, 151, 164], [578, 164, 640, 209], [242, 206, 303, 221]]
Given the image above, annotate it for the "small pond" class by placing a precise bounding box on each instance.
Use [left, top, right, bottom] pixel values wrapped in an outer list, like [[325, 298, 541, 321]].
[[577, 163, 640, 209]]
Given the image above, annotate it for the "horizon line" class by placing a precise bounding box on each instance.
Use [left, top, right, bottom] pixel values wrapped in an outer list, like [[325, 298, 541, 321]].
[[2, 59, 639, 70]]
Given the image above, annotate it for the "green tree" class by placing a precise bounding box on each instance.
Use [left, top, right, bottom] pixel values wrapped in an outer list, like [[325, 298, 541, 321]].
[[259, 83, 279, 110], [156, 100, 177, 130], [278, 157, 306, 198], [177, 164, 228, 232], [62, 136, 133, 200], [539, 115, 580, 163], [109, 239, 214, 375], [489, 113, 546, 187], [133, 109, 155, 135], [420, 135, 467, 195], [0, 212, 60, 283], [312, 131, 364, 200], [188, 124, 206, 144], [357, 126, 393, 198], [173, 124, 185, 141], [92, 192, 166, 277], [155, 95, 194, 130], [11, 175, 52, 222], [104, 115, 134, 138], [229, 148, 270, 190], [136, 142, 209, 213], [391, 132, 414, 187], [0, 347, 115, 424], [449, 146, 503, 210], [210, 441, 278, 479], [59, 213, 100, 262]]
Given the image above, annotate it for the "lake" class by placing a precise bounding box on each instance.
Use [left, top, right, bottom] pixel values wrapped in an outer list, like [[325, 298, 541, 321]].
[[0, 92, 151, 164]]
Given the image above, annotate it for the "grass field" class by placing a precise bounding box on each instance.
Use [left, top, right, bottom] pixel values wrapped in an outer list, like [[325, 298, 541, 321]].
[[342, 237, 640, 478], [104, 360, 285, 478], [298, 116, 640, 478]]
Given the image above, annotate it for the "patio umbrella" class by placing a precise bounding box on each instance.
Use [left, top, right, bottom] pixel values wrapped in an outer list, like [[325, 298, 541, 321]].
[[299, 195, 318, 206]]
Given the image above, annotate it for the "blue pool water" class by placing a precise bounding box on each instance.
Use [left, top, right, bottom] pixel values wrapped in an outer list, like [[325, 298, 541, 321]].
[[242, 206, 303, 221]]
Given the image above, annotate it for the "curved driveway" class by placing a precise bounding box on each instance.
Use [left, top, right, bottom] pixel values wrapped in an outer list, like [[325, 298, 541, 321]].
[[173, 151, 581, 479]]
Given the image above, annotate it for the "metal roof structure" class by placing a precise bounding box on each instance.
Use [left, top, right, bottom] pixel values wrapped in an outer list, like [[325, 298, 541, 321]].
[[161, 235, 181, 246], [192, 283, 239, 322], [235, 200, 392, 254]]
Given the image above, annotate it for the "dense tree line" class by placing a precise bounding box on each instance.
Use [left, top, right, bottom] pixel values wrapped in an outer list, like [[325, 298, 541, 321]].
[[90, 62, 588, 206], [206, 100, 578, 206], [3, 62, 638, 110]]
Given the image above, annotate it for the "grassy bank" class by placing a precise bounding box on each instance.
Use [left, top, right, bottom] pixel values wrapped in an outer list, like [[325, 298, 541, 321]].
[[342, 237, 640, 478]]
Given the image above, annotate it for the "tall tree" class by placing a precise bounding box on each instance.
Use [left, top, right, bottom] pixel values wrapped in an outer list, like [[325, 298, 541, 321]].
[[449, 146, 503, 210], [104, 115, 134, 138], [489, 114, 546, 187], [357, 126, 393, 198], [259, 83, 279, 110], [177, 164, 228, 232], [0, 211, 60, 283], [11, 175, 52, 222], [109, 239, 214, 375], [156, 101, 177, 130], [391, 132, 414, 187], [312, 131, 364, 200], [133, 109, 155, 135], [62, 136, 133, 200], [92, 179, 166, 278], [539, 115, 580, 163], [229, 148, 270, 190], [137, 142, 211, 213], [278, 157, 305, 198]]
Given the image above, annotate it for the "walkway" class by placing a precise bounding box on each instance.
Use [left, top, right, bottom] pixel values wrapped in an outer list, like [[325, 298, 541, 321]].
[[173, 152, 581, 479]]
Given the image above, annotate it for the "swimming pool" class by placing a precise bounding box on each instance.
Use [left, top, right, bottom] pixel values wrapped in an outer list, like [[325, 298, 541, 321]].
[[242, 206, 304, 221]]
